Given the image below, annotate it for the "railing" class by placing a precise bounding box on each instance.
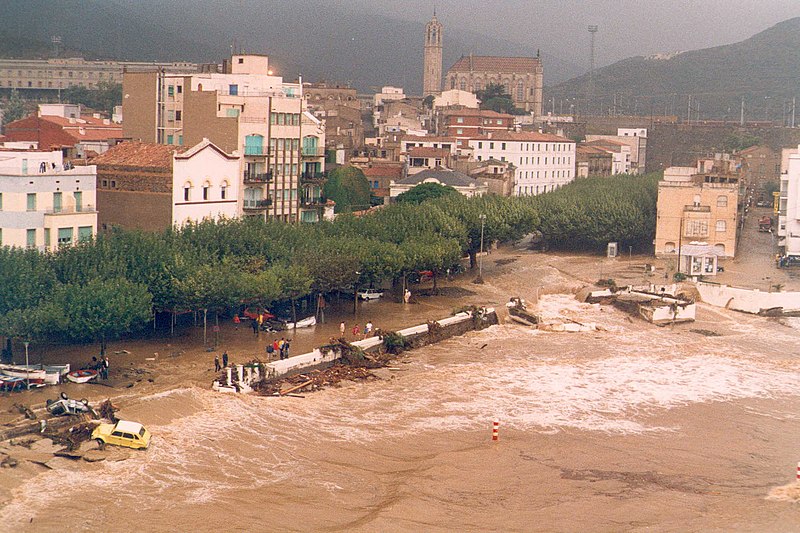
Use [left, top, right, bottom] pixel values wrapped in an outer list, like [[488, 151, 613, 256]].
[[244, 147, 269, 156], [683, 205, 711, 213], [243, 172, 272, 183], [301, 196, 326, 207], [301, 172, 326, 181], [301, 147, 326, 157], [44, 204, 96, 214], [243, 198, 272, 210]]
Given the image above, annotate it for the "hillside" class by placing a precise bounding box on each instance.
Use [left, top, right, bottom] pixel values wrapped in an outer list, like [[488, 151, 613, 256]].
[[0, 0, 580, 93], [546, 17, 800, 121]]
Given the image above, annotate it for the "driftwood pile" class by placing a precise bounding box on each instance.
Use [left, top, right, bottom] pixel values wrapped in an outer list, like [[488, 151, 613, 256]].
[[254, 365, 376, 397]]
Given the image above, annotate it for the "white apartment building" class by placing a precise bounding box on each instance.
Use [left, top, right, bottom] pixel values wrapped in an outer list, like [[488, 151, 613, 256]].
[[0, 149, 96, 251], [779, 145, 800, 259], [468, 131, 575, 195], [585, 128, 647, 174]]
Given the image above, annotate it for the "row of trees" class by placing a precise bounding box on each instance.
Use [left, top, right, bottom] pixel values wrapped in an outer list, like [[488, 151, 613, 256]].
[[0, 173, 660, 353]]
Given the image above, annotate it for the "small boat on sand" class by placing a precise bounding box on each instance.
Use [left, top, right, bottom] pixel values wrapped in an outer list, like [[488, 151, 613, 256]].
[[506, 297, 540, 327], [0, 364, 47, 380], [66, 369, 99, 384]]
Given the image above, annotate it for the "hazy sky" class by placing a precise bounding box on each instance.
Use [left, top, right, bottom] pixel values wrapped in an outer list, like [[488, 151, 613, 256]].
[[343, 0, 800, 68]]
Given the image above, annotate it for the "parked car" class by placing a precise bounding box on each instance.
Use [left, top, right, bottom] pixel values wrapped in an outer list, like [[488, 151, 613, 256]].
[[92, 420, 151, 450], [357, 288, 384, 300]]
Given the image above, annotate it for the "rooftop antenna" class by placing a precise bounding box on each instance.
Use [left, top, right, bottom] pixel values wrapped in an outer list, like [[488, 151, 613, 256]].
[[51, 35, 62, 58], [588, 25, 598, 116]]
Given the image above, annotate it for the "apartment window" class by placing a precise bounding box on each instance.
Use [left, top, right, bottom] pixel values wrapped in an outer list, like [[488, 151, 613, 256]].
[[184, 183, 191, 201], [178, 135, 183, 146], [457, 117, 464, 124], [202, 184, 209, 201], [110, 180, 117, 189], [245, 134, 265, 155], [22, 159, 28, 174], [44, 228, 50, 248], [167, 110, 175, 121], [26, 229, 36, 248], [168, 85, 174, 97], [716, 220, 727, 233], [716, 195, 728, 207], [501, 143, 506, 150], [685, 220, 709, 237], [229, 84, 238, 96], [221, 182, 228, 200], [27, 193, 36, 211], [0, 192, 3, 210], [53, 192, 62, 213], [477, 142, 482, 149], [278, 113, 285, 125], [78, 226, 93, 242], [489, 142, 494, 149], [176, 85, 182, 94], [167, 134, 174, 144], [175, 110, 182, 121], [456, 128, 463, 135], [57, 227, 73, 247]]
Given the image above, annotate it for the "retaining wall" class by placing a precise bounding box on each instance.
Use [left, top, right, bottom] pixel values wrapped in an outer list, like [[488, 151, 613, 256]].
[[696, 282, 800, 315]]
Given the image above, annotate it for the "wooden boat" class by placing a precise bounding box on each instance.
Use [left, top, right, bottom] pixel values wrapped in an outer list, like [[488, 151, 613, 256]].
[[0, 364, 47, 380], [4, 364, 70, 385], [66, 369, 99, 383], [0, 376, 44, 391], [505, 297, 540, 327], [286, 316, 316, 329]]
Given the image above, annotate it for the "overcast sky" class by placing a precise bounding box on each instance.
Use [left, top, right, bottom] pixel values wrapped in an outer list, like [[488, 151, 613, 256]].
[[342, 0, 800, 68]]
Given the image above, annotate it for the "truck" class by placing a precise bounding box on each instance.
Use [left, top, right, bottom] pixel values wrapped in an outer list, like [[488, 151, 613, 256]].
[[758, 216, 773, 232]]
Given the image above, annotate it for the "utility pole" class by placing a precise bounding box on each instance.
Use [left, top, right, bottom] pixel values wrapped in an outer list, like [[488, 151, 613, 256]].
[[792, 97, 796, 128], [740, 97, 745, 126], [687, 95, 692, 124]]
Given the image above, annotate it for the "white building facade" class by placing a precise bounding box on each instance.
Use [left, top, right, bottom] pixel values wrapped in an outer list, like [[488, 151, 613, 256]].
[[779, 145, 800, 259], [468, 132, 575, 195], [0, 149, 96, 251], [172, 140, 241, 227]]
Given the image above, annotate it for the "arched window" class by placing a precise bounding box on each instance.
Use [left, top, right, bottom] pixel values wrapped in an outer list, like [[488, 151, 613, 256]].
[[714, 243, 726, 255], [716, 220, 727, 232], [245, 134, 264, 155], [716, 195, 728, 207], [459, 78, 467, 91], [221, 181, 228, 200], [202, 181, 210, 201], [450, 78, 456, 90], [503, 79, 511, 94], [665, 242, 676, 253], [516, 80, 524, 101], [183, 181, 192, 202], [474, 78, 483, 92]]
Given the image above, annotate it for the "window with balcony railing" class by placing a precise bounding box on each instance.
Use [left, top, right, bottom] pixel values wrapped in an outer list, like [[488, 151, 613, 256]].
[[245, 134, 265, 155]]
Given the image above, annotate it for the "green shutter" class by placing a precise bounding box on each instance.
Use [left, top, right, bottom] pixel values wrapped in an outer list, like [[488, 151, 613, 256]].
[[26, 229, 36, 248], [78, 226, 93, 242]]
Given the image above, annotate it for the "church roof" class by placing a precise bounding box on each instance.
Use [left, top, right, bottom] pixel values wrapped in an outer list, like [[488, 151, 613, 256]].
[[448, 55, 541, 74]]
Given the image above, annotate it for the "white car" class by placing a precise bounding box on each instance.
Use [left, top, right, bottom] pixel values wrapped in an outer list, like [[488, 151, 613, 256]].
[[358, 288, 384, 300]]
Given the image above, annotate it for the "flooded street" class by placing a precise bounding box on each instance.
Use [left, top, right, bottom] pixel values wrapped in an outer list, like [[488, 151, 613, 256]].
[[2, 250, 800, 532]]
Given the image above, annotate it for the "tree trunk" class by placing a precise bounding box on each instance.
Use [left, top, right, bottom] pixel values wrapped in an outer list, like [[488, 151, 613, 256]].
[[353, 287, 358, 315], [291, 298, 297, 329], [432, 271, 438, 294], [203, 308, 208, 346], [469, 251, 477, 270]]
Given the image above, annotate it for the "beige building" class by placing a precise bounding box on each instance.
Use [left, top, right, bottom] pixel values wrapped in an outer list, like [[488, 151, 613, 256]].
[[445, 55, 543, 116], [0, 57, 200, 92], [123, 54, 325, 223], [304, 82, 363, 154], [422, 14, 443, 97], [655, 160, 740, 261], [0, 148, 96, 251]]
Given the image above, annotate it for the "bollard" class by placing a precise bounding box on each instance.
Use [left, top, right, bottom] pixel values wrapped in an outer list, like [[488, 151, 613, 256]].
[[237, 365, 244, 384], [492, 419, 499, 441]]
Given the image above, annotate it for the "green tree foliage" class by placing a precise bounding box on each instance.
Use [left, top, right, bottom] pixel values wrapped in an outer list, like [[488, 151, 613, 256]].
[[61, 82, 122, 116], [323, 166, 371, 213], [396, 182, 458, 204], [476, 83, 521, 115], [1, 89, 29, 126]]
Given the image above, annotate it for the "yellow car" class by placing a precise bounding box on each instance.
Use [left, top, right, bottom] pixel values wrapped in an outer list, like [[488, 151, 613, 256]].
[[92, 420, 151, 450]]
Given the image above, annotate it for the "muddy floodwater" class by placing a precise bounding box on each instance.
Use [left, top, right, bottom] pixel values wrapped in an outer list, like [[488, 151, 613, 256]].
[[1, 252, 800, 532]]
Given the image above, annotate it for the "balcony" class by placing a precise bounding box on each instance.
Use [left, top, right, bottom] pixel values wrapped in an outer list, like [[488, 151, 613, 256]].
[[243, 172, 272, 184], [683, 205, 711, 213], [45, 204, 97, 215], [302, 147, 326, 158], [301, 171, 327, 182], [243, 198, 273, 210], [301, 196, 327, 207], [244, 147, 270, 157]]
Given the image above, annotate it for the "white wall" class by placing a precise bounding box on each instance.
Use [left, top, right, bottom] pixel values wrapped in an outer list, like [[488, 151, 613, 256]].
[[696, 282, 800, 314], [172, 143, 240, 226]]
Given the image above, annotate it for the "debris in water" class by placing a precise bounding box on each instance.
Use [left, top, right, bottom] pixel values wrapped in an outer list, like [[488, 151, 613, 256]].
[[690, 329, 722, 337], [766, 482, 800, 503]]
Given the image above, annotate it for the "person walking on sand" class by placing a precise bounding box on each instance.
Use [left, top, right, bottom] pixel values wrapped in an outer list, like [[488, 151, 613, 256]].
[[251, 318, 259, 336], [273, 339, 280, 356], [101, 356, 110, 380], [222, 351, 229, 368], [214, 354, 221, 372], [339, 321, 346, 337], [283, 339, 291, 359], [352, 324, 360, 338], [278, 337, 286, 360], [364, 320, 373, 338]]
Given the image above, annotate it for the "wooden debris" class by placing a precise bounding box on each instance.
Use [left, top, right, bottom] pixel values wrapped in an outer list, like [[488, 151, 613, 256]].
[[254, 364, 376, 397], [280, 380, 314, 396]]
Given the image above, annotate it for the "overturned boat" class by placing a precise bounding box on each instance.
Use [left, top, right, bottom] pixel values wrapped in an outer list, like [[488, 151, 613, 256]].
[[286, 316, 317, 329]]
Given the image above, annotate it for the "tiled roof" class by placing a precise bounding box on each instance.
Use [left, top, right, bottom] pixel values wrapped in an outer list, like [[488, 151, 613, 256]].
[[42, 115, 123, 142], [361, 165, 404, 179], [401, 135, 457, 143], [448, 55, 541, 74], [577, 145, 613, 155], [91, 141, 182, 168], [406, 147, 451, 157], [443, 108, 514, 119], [470, 131, 574, 143], [396, 168, 478, 187]]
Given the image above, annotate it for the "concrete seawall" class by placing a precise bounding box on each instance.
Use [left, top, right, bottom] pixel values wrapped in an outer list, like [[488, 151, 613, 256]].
[[260, 308, 497, 382]]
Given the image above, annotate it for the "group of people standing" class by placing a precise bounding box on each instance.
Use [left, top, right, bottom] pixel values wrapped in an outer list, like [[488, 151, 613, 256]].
[[90, 356, 110, 380], [339, 320, 375, 339], [213, 351, 230, 372], [267, 338, 291, 360]]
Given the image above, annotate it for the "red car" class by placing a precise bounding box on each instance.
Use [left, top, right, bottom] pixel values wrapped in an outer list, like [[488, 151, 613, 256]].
[[241, 307, 275, 321]]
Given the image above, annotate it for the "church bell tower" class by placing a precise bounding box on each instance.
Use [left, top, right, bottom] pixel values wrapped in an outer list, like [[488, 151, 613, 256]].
[[423, 12, 443, 98]]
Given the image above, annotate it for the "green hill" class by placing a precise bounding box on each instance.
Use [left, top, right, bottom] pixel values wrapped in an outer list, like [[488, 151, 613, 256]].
[[546, 17, 800, 121]]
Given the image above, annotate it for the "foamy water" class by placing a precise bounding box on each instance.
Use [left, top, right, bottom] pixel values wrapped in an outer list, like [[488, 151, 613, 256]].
[[3, 304, 800, 531]]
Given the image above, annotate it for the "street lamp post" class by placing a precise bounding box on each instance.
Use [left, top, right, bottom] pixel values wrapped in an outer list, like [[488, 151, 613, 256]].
[[477, 214, 487, 283], [23, 341, 30, 390]]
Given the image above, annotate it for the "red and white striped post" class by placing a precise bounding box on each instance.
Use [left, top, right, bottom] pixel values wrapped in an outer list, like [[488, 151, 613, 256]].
[[492, 419, 499, 441], [796, 462, 800, 482]]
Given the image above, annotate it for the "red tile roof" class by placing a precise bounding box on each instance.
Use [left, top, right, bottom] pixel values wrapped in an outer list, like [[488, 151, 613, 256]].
[[91, 141, 183, 168], [361, 165, 404, 179], [448, 55, 541, 74], [401, 135, 457, 143], [443, 108, 514, 119], [406, 147, 451, 158]]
